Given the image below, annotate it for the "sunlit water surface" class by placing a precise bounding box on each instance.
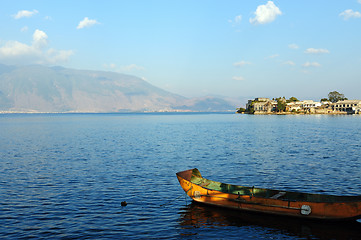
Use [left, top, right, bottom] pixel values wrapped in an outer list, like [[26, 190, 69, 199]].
[[1, 113, 361, 239]]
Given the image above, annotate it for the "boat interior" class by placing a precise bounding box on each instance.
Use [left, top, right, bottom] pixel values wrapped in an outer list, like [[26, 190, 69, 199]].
[[180, 169, 361, 203]]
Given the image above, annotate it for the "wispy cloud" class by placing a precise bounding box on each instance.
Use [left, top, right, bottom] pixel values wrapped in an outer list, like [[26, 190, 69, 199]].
[[229, 14, 242, 25], [104, 63, 117, 69], [104, 63, 145, 72], [288, 43, 299, 49], [21, 26, 28, 32], [339, 9, 361, 20], [250, 1, 282, 25], [283, 60, 296, 66], [304, 48, 330, 54], [13, 9, 38, 19], [232, 76, 245, 81], [302, 62, 321, 67], [77, 17, 99, 29], [265, 54, 279, 59], [233, 60, 251, 67], [234, 15, 242, 24], [120, 64, 145, 71], [0, 29, 73, 65], [46, 48, 74, 64]]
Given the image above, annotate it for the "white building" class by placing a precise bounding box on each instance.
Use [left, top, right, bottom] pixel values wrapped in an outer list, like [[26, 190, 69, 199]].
[[332, 100, 361, 114], [287, 100, 321, 112], [300, 100, 321, 108]]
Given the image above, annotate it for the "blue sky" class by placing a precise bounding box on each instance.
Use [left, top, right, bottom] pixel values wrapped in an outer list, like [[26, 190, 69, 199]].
[[1, 1, 361, 101]]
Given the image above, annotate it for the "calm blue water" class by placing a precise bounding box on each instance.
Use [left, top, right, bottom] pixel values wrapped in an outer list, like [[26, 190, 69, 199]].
[[1, 113, 361, 239]]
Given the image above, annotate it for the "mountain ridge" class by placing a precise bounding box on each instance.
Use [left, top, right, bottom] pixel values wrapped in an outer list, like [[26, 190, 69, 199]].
[[0, 64, 237, 113]]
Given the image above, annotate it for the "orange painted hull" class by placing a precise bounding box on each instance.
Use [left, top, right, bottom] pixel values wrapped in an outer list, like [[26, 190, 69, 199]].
[[176, 169, 361, 221]]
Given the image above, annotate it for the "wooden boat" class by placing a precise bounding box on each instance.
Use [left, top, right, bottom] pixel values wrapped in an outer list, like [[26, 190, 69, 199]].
[[176, 168, 361, 221]]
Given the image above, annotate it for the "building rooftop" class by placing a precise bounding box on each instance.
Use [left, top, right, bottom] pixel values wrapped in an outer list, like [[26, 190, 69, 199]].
[[334, 100, 361, 104]]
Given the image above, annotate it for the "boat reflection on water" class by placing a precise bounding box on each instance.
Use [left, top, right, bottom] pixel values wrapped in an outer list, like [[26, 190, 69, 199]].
[[178, 202, 361, 239]]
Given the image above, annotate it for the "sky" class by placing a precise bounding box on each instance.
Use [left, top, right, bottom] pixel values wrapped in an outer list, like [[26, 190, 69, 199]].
[[1, 1, 361, 101]]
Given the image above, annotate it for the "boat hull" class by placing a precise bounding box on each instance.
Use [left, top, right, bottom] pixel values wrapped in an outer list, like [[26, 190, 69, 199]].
[[176, 169, 361, 221]]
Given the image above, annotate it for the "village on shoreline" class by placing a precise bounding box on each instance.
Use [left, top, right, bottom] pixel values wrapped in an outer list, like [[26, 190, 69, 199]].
[[237, 91, 361, 115]]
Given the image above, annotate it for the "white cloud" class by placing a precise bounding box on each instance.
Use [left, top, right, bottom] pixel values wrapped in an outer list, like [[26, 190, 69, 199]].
[[0, 41, 35, 57], [45, 49, 74, 64], [120, 64, 144, 71], [120, 64, 144, 72], [234, 15, 242, 24], [77, 17, 99, 29], [32, 29, 48, 49], [0, 29, 73, 65], [304, 48, 330, 54], [283, 60, 295, 66], [21, 26, 28, 32], [230, 15, 242, 25], [233, 60, 251, 67], [104, 63, 116, 69], [288, 43, 299, 49], [302, 62, 321, 67], [229, 14, 242, 28], [13, 9, 38, 19], [358, 0, 361, 4], [339, 9, 361, 20], [104, 63, 145, 72], [232, 76, 245, 81], [250, 1, 282, 25], [265, 54, 279, 59]]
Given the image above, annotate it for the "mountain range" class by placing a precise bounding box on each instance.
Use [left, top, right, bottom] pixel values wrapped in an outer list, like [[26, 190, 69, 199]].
[[0, 64, 238, 113]]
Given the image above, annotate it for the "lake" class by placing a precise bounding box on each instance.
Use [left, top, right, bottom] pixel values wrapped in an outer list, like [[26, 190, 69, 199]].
[[1, 113, 361, 239]]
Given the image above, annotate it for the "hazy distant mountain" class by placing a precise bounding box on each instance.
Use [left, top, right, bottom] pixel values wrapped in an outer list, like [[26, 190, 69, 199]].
[[176, 97, 238, 112], [0, 64, 237, 113]]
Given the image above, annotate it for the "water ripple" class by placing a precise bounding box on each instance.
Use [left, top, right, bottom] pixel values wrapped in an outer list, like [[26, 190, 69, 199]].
[[1, 114, 361, 239]]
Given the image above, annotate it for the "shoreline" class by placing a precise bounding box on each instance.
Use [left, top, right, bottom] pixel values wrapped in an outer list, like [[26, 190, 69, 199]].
[[237, 111, 355, 115]]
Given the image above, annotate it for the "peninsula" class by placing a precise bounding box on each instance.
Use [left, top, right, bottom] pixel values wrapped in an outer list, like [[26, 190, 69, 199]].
[[237, 92, 361, 115]]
